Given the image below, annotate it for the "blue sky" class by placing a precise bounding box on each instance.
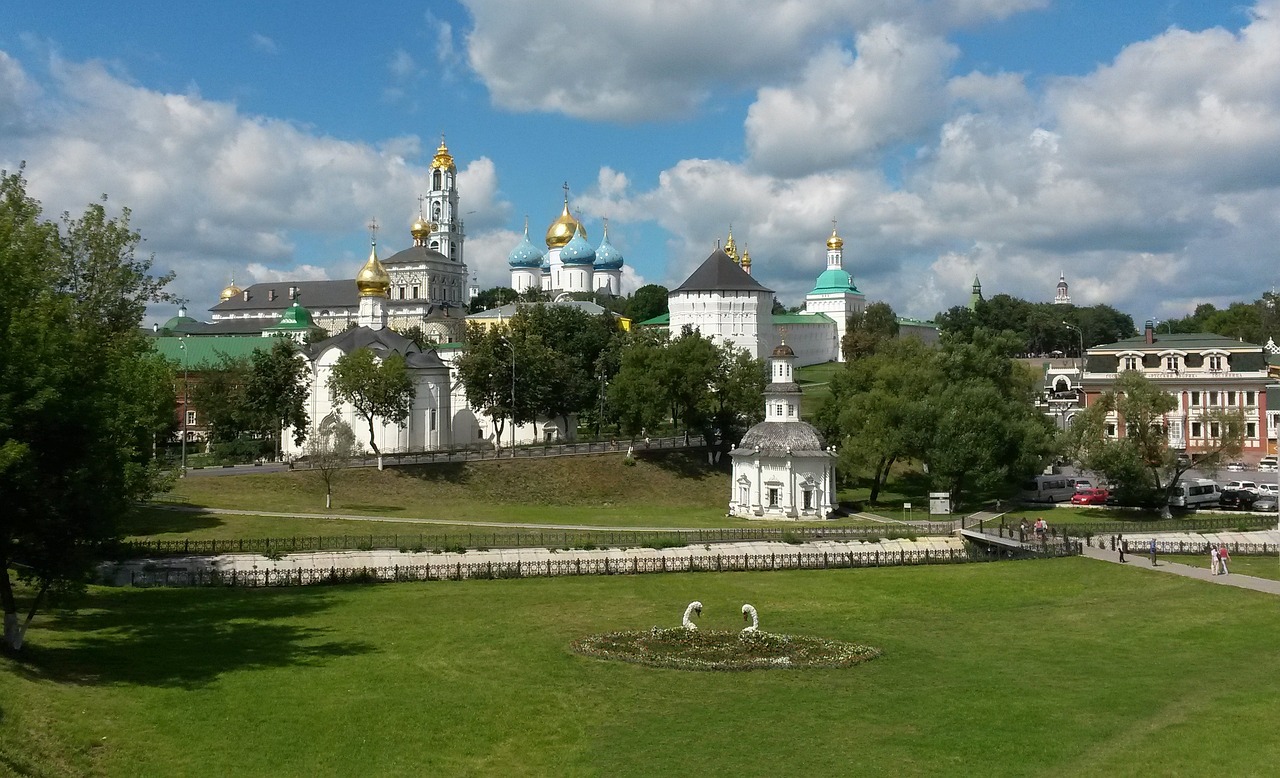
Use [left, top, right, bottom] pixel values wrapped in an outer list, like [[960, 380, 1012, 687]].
[[3, 0, 1277, 325]]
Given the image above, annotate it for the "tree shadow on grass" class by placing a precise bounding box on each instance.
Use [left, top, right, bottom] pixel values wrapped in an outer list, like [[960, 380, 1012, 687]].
[[397, 462, 470, 485], [118, 506, 224, 537], [11, 586, 373, 689], [636, 449, 728, 479]]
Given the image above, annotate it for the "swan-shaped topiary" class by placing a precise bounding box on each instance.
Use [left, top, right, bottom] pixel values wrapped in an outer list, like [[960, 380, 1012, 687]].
[[682, 601, 702, 630], [741, 603, 759, 634]]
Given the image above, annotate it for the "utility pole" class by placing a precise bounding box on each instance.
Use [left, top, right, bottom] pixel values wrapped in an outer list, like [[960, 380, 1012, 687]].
[[178, 337, 188, 477]]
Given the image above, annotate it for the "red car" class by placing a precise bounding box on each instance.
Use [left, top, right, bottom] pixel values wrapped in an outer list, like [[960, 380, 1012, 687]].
[[1071, 488, 1110, 505]]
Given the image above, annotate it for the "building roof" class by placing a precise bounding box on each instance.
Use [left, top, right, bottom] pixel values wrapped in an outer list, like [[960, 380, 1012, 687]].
[[808, 268, 861, 295], [381, 244, 456, 266], [209, 280, 357, 313], [152, 336, 273, 369], [671, 248, 774, 294], [735, 421, 828, 456], [1090, 332, 1263, 352], [771, 312, 833, 325], [637, 313, 670, 327], [467, 300, 614, 320], [308, 327, 447, 370]]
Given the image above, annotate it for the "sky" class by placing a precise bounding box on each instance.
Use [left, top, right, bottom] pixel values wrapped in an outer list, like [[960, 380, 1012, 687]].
[[3, 0, 1279, 326]]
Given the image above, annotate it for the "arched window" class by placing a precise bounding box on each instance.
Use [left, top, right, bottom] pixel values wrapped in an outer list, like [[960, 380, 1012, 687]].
[[433, 170, 442, 190]]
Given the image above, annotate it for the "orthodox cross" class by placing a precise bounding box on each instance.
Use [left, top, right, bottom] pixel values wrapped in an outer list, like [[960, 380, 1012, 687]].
[[368, 218, 380, 245]]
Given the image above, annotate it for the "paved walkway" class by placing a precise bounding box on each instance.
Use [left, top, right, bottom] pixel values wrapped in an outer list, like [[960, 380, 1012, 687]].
[[1079, 534, 1280, 595]]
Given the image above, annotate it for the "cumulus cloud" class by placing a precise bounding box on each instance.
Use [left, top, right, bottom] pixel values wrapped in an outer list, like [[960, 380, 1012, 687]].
[[746, 25, 957, 175], [0, 51, 511, 316], [246, 263, 329, 282]]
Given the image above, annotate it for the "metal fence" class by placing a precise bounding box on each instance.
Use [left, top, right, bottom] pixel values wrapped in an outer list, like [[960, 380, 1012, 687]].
[[979, 514, 1278, 539], [336, 434, 706, 469], [113, 543, 1078, 588], [1081, 537, 1280, 556], [114, 524, 959, 559]]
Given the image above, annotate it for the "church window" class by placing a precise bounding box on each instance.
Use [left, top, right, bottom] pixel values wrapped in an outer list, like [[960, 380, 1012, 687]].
[[433, 170, 442, 190], [767, 488, 780, 508], [429, 410, 437, 432], [739, 486, 748, 506], [430, 240, 440, 250], [787, 404, 795, 418], [412, 285, 419, 299], [803, 490, 813, 510], [450, 242, 457, 255]]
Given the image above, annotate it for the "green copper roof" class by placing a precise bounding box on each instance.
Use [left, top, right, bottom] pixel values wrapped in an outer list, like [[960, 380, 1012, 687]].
[[1091, 332, 1262, 351], [808, 268, 861, 295], [264, 301, 317, 331], [637, 313, 670, 327], [151, 337, 271, 369]]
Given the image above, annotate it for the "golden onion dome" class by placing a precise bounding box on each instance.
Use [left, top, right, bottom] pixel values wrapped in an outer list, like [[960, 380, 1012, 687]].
[[410, 214, 433, 239], [826, 228, 844, 251], [356, 243, 391, 298], [430, 138, 456, 172], [741, 249, 752, 268], [545, 198, 585, 249], [219, 277, 242, 302], [724, 229, 739, 262]]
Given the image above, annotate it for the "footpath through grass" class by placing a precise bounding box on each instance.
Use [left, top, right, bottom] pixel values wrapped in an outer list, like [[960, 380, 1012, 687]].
[[5, 558, 1280, 775]]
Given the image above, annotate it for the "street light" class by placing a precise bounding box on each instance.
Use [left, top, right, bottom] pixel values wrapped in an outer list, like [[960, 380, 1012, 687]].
[[178, 337, 188, 477], [499, 336, 516, 454], [1062, 321, 1084, 371]]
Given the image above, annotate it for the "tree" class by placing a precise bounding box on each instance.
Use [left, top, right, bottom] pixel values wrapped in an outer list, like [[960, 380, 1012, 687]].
[[454, 323, 511, 448], [841, 301, 899, 362], [1069, 370, 1245, 514], [328, 347, 415, 469], [468, 286, 518, 314], [1, 168, 172, 652], [244, 338, 310, 457], [707, 343, 765, 446], [187, 354, 251, 443], [608, 332, 669, 439], [627, 284, 669, 323], [305, 418, 359, 508]]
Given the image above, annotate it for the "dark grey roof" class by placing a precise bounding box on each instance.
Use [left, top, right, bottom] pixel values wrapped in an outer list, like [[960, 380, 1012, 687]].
[[765, 382, 802, 396], [671, 249, 774, 294], [210, 280, 357, 313], [382, 245, 455, 266], [735, 421, 827, 455], [308, 327, 447, 370]]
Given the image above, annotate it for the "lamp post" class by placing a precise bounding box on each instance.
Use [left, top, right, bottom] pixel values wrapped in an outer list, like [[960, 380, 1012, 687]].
[[1062, 321, 1084, 371], [499, 336, 516, 454], [597, 369, 606, 439], [178, 337, 188, 477]]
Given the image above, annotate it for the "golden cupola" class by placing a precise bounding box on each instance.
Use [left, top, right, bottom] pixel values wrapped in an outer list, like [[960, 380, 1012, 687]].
[[219, 276, 242, 302], [410, 213, 434, 246], [356, 242, 391, 298], [826, 228, 844, 250], [545, 197, 585, 249], [724, 228, 739, 263], [430, 138, 456, 172]]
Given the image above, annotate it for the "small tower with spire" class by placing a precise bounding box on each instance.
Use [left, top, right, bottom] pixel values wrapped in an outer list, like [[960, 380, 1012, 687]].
[[969, 275, 984, 311], [1054, 272, 1071, 305], [804, 223, 865, 362], [724, 226, 740, 265]]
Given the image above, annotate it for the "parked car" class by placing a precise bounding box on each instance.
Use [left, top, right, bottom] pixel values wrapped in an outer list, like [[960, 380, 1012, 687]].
[[1070, 478, 1093, 492], [1071, 487, 1110, 505], [1176, 453, 1192, 467], [1219, 489, 1259, 510], [1259, 456, 1279, 473], [1224, 480, 1259, 493], [1255, 495, 1279, 513], [1225, 462, 1246, 472], [1259, 483, 1279, 497]]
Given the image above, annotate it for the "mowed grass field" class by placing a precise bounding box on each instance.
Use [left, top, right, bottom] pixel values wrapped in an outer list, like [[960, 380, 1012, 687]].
[[5, 558, 1280, 776]]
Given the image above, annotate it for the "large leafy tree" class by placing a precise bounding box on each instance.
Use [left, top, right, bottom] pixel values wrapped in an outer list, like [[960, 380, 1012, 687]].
[[244, 338, 310, 454], [188, 354, 252, 443], [608, 331, 669, 439], [455, 323, 512, 448], [1, 169, 172, 651], [468, 285, 518, 314], [627, 284, 669, 323], [1069, 370, 1245, 513], [328, 347, 415, 468], [841, 301, 899, 362]]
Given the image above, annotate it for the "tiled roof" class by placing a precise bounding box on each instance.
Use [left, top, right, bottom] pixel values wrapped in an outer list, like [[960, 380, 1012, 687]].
[[151, 336, 272, 368], [672, 249, 773, 294]]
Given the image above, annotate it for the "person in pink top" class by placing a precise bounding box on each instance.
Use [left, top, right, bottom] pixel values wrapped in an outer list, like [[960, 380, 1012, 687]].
[[1218, 544, 1231, 575]]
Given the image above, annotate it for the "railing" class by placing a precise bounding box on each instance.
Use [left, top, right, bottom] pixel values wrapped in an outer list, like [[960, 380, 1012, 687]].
[[111, 544, 1075, 588], [114, 523, 958, 559], [1052, 515, 1279, 536], [332, 434, 707, 469], [1082, 537, 1280, 556]]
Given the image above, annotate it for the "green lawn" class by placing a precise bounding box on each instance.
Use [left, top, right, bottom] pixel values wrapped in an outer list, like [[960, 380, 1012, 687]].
[[5, 559, 1280, 775], [1166, 553, 1280, 581]]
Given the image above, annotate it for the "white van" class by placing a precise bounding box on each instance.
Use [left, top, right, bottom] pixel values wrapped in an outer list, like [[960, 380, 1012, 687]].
[[1169, 479, 1221, 509], [1018, 475, 1076, 503], [1259, 455, 1278, 473]]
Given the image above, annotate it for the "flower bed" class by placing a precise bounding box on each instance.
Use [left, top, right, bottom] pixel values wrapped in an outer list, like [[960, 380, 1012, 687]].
[[571, 627, 881, 671]]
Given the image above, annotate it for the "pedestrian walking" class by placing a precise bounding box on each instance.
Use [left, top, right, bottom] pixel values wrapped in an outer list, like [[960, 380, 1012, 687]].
[[1118, 537, 1126, 563], [1149, 537, 1157, 567], [1219, 544, 1231, 575], [1210, 545, 1220, 575]]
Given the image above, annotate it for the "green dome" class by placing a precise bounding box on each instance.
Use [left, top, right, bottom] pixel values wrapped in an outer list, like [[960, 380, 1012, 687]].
[[268, 301, 315, 330], [161, 314, 199, 334], [809, 268, 860, 295]]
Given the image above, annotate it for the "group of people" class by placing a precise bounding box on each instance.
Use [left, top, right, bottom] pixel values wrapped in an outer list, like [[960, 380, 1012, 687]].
[[1210, 544, 1232, 575]]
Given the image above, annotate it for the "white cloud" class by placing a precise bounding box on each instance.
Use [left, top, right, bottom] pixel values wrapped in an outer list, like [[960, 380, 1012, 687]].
[[745, 26, 957, 175], [249, 33, 279, 55], [246, 263, 329, 282], [0, 51, 511, 316]]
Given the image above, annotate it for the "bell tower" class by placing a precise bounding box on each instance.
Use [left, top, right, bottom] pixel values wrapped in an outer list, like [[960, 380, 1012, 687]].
[[426, 136, 464, 265]]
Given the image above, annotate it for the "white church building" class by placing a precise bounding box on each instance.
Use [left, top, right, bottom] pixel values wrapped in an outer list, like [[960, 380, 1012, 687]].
[[508, 188, 625, 298], [729, 341, 837, 519]]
